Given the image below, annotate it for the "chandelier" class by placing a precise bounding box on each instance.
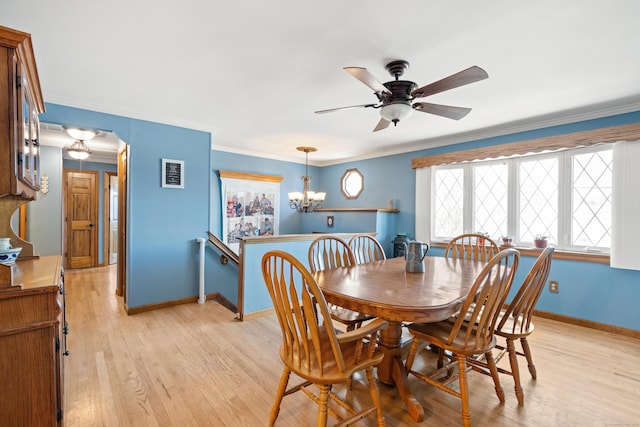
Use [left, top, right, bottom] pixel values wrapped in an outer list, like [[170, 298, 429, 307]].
[[66, 140, 91, 160], [288, 146, 326, 213], [63, 126, 99, 160]]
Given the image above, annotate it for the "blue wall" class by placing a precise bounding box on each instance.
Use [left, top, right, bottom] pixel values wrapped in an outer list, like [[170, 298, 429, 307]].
[[427, 246, 639, 332], [315, 111, 640, 242], [37, 101, 640, 330], [315, 154, 416, 238], [207, 151, 318, 305], [311, 111, 640, 331], [209, 150, 312, 236], [27, 145, 64, 256], [41, 103, 211, 308]]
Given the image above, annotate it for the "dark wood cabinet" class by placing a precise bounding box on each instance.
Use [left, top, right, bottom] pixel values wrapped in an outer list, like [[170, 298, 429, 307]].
[[0, 256, 66, 426], [0, 25, 45, 200]]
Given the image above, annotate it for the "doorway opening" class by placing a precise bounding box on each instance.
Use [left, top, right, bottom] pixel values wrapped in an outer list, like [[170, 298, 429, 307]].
[[104, 172, 118, 265]]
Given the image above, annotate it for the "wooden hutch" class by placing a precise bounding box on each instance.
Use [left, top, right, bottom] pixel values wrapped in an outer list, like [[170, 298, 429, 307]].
[[0, 25, 67, 426]]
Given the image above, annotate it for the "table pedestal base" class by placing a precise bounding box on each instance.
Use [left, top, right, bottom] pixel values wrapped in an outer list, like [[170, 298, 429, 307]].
[[377, 321, 424, 422]]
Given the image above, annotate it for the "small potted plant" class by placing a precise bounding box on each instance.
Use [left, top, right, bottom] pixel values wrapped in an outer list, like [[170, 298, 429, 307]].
[[533, 234, 548, 248], [475, 231, 489, 245], [501, 236, 513, 246]]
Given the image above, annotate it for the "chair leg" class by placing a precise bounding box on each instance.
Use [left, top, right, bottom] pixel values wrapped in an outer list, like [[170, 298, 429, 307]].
[[457, 357, 471, 427], [365, 366, 386, 426], [485, 349, 505, 404], [270, 367, 291, 426], [405, 337, 420, 371], [437, 347, 445, 369], [316, 384, 330, 427], [506, 339, 524, 405], [520, 337, 537, 379]]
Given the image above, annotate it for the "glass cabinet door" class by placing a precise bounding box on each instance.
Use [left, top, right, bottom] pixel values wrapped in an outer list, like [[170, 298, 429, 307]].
[[21, 84, 31, 184], [30, 99, 40, 186], [18, 64, 40, 190]]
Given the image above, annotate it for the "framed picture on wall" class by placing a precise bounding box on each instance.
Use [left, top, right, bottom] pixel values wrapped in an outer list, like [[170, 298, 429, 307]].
[[219, 170, 284, 254], [162, 159, 184, 189]]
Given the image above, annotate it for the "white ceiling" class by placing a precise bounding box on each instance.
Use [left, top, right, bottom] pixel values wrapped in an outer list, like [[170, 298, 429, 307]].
[[3, 1, 640, 165], [39, 123, 120, 164]]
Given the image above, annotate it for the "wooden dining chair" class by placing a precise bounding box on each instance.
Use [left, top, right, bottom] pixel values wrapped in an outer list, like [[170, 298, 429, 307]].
[[445, 233, 500, 262], [308, 236, 375, 332], [348, 234, 387, 264], [262, 250, 388, 427], [469, 246, 555, 405], [430, 233, 501, 361], [405, 248, 520, 427], [308, 236, 356, 273]]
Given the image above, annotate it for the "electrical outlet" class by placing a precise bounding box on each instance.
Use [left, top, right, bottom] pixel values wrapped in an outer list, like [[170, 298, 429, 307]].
[[548, 280, 559, 293]]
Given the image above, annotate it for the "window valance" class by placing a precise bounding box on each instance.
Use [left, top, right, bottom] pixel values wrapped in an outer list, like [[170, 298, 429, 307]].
[[411, 122, 640, 169]]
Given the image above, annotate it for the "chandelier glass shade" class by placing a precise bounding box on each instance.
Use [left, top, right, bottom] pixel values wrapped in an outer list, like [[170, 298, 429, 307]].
[[66, 140, 91, 160], [288, 146, 326, 213]]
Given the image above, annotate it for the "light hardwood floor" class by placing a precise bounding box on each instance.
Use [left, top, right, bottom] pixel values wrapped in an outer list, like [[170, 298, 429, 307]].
[[63, 265, 640, 426]]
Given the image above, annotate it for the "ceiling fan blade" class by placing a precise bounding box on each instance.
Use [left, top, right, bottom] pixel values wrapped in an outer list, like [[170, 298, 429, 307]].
[[344, 67, 392, 95], [412, 102, 472, 120], [315, 103, 378, 114], [372, 117, 390, 132], [411, 66, 488, 98]]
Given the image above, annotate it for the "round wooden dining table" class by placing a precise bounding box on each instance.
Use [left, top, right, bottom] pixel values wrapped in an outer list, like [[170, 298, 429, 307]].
[[313, 255, 484, 422]]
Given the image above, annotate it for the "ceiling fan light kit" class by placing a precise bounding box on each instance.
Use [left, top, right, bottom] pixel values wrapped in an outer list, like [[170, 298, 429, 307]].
[[316, 59, 488, 132], [380, 102, 412, 125]]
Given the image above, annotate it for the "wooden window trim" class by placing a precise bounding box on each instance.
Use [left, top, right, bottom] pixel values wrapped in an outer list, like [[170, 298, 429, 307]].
[[429, 241, 609, 264], [340, 168, 364, 200], [412, 122, 640, 169], [218, 170, 283, 183]]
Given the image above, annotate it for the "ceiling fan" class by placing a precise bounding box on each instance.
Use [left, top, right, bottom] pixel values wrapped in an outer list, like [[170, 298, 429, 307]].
[[315, 60, 488, 132]]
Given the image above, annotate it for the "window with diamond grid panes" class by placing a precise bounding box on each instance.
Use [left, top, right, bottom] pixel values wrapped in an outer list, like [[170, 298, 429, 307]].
[[474, 162, 508, 239], [519, 157, 558, 243], [572, 149, 612, 248], [428, 146, 613, 252], [433, 167, 464, 238]]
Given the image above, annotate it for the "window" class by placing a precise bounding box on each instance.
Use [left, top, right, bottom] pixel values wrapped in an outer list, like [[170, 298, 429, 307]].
[[572, 149, 612, 248], [429, 145, 612, 252], [474, 162, 508, 239], [518, 156, 558, 242], [341, 168, 364, 199], [433, 167, 463, 237]]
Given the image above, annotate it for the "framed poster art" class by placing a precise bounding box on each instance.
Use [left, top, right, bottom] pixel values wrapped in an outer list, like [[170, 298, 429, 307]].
[[162, 159, 184, 189], [219, 170, 283, 255]]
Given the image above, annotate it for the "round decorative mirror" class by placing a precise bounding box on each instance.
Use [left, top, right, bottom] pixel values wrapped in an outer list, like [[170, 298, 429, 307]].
[[341, 168, 363, 199]]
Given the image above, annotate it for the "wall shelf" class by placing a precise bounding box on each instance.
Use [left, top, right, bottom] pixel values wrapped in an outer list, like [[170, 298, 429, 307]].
[[315, 208, 399, 213]]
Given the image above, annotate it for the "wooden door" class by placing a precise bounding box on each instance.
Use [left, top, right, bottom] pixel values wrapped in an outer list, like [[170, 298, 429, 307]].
[[65, 170, 98, 269], [116, 145, 128, 298], [19, 204, 27, 239]]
